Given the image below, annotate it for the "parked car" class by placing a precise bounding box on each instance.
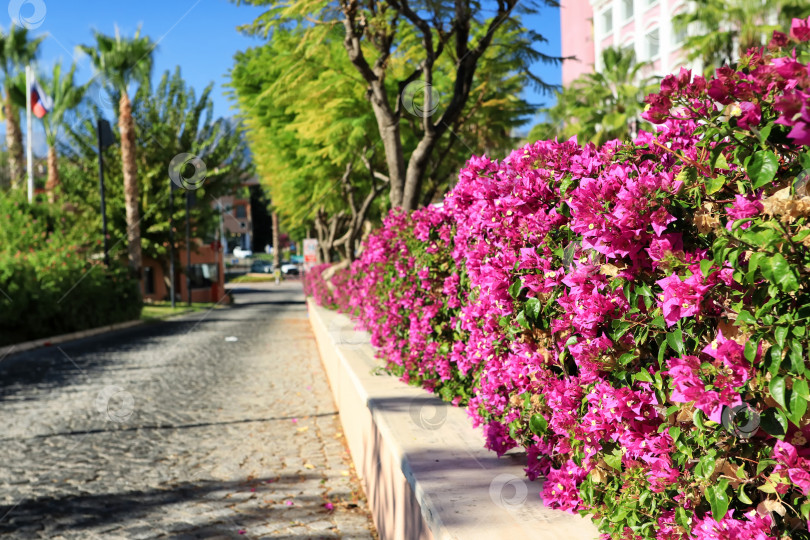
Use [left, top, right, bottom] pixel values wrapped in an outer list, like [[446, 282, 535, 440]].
[[232, 247, 253, 258], [250, 261, 273, 273], [280, 261, 299, 276]]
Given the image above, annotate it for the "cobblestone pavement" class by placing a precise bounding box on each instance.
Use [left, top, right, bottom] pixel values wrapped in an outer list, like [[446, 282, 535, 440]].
[[0, 281, 377, 539]]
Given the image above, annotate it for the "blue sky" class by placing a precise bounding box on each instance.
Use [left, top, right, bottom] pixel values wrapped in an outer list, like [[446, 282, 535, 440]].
[[20, 0, 561, 152]]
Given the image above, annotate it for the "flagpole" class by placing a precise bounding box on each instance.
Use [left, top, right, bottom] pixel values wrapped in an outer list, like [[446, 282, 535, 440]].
[[25, 64, 33, 203]]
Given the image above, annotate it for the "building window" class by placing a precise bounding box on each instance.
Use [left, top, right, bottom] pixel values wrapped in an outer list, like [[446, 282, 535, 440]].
[[235, 205, 247, 219], [144, 266, 155, 295], [623, 0, 633, 20], [622, 42, 636, 59], [646, 28, 660, 59], [602, 8, 613, 34], [673, 24, 687, 45], [188, 263, 218, 289]]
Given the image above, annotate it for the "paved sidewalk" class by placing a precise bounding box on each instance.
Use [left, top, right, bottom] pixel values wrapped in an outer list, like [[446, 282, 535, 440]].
[[0, 281, 377, 539]]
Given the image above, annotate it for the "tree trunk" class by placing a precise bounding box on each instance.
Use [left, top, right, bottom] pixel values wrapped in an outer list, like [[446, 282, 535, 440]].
[[119, 92, 142, 278], [402, 133, 439, 212], [5, 89, 23, 190], [271, 211, 280, 270], [369, 98, 406, 208], [45, 144, 59, 203]]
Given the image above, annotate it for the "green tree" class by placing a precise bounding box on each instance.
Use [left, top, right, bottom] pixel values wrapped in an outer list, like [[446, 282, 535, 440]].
[[673, 0, 803, 70], [231, 24, 532, 259], [79, 28, 154, 277], [60, 68, 252, 285], [0, 26, 43, 189], [234, 0, 557, 212], [529, 48, 658, 145], [39, 63, 86, 202]]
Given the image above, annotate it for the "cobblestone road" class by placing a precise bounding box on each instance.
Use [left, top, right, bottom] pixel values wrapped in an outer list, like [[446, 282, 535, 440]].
[[0, 281, 377, 539]]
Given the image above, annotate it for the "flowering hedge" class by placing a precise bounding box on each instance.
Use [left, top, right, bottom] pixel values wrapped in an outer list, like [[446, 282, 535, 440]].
[[309, 21, 810, 539]]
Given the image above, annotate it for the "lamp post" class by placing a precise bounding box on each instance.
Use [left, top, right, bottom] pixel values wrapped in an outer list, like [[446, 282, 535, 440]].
[[169, 179, 178, 309], [186, 190, 192, 306], [96, 119, 114, 266]]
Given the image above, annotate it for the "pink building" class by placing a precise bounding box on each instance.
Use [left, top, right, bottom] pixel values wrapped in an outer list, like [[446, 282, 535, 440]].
[[561, 0, 695, 85], [561, 0, 596, 85]]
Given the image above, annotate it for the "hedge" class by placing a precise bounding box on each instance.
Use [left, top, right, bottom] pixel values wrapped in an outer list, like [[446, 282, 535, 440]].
[[308, 21, 810, 540], [0, 194, 142, 346]]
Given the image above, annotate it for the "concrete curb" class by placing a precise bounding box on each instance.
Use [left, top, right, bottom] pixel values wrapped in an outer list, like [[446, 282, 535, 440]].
[[307, 299, 599, 540], [0, 308, 202, 359], [0, 320, 146, 359]]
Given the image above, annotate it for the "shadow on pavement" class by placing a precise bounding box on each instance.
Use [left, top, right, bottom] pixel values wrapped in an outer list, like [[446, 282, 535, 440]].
[[0, 411, 339, 442], [0, 474, 359, 538]]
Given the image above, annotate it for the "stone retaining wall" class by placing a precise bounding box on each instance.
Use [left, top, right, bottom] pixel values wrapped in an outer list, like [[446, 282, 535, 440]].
[[307, 299, 599, 540]]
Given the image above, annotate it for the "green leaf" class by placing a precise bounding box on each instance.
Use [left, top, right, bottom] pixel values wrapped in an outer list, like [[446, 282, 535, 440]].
[[801, 500, 810, 521], [788, 387, 808, 426], [747, 150, 779, 189], [760, 407, 787, 438], [775, 327, 789, 349], [675, 507, 691, 530], [705, 175, 726, 194], [705, 478, 731, 520], [737, 485, 752, 505], [710, 143, 731, 169], [508, 279, 522, 300], [759, 253, 799, 292], [667, 329, 685, 356], [794, 379, 810, 400], [693, 408, 706, 430], [756, 459, 776, 475], [770, 376, 787, 409], [769, 346, 783, 377], [515, 310, 530, 330], [737, 310, 756, 325], [669, 426, 681, 442], [793, 229, 810, 243], [604, 448, 623, 470], [744, 340, 758, 363], [529, 413, 548, 435], [695, 454, 716, 479], [634, 371, 653, 383], [789, 341, 806, 376], [700, 259, 714, 277], [676, 167, 698, 186], [758, 481, 777, 494], [525, 297, 541, 320]]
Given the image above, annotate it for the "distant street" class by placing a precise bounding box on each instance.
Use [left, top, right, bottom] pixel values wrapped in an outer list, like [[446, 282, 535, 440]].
[[0, 281, 376, 539]]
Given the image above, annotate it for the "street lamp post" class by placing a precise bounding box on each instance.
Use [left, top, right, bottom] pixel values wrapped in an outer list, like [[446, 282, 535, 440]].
[[186, 190, 192, 306], [169, 180, 177, 309], [96, 119, 114, 266]]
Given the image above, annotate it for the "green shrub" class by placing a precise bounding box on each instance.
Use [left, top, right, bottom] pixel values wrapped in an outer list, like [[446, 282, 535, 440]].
[[0, 192, 142, 346]]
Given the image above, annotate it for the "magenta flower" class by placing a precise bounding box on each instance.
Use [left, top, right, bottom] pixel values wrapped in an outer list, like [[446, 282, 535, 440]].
[[790, 16, 810, 42], [655, 273, 710, 326], [737, 102, 761, 130], [726, 194, 763, 229]]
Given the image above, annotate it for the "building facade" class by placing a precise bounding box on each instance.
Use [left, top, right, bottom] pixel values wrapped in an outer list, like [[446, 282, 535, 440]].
[[561, 0, 695, 85]]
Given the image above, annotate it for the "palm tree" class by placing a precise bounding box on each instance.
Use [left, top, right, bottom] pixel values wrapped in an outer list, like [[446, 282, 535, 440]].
[[530, 48, 658, 145], [40, 63, 86, 202], [0, 26, 43, 190], [80, 28, 154, 277], [673, 0, 800, 71]]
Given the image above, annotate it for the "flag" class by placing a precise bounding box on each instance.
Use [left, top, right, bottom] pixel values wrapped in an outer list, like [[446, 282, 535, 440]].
[[30, 78, 52, 119]]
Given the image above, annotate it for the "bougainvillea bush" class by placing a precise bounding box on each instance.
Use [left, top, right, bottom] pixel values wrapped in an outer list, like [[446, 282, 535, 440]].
[[309, 21, 810, 539]]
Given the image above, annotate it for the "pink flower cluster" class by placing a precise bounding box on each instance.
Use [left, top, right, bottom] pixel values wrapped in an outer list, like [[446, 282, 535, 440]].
[[308, 26, 810, 539], [303, 263, 354, 312]]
